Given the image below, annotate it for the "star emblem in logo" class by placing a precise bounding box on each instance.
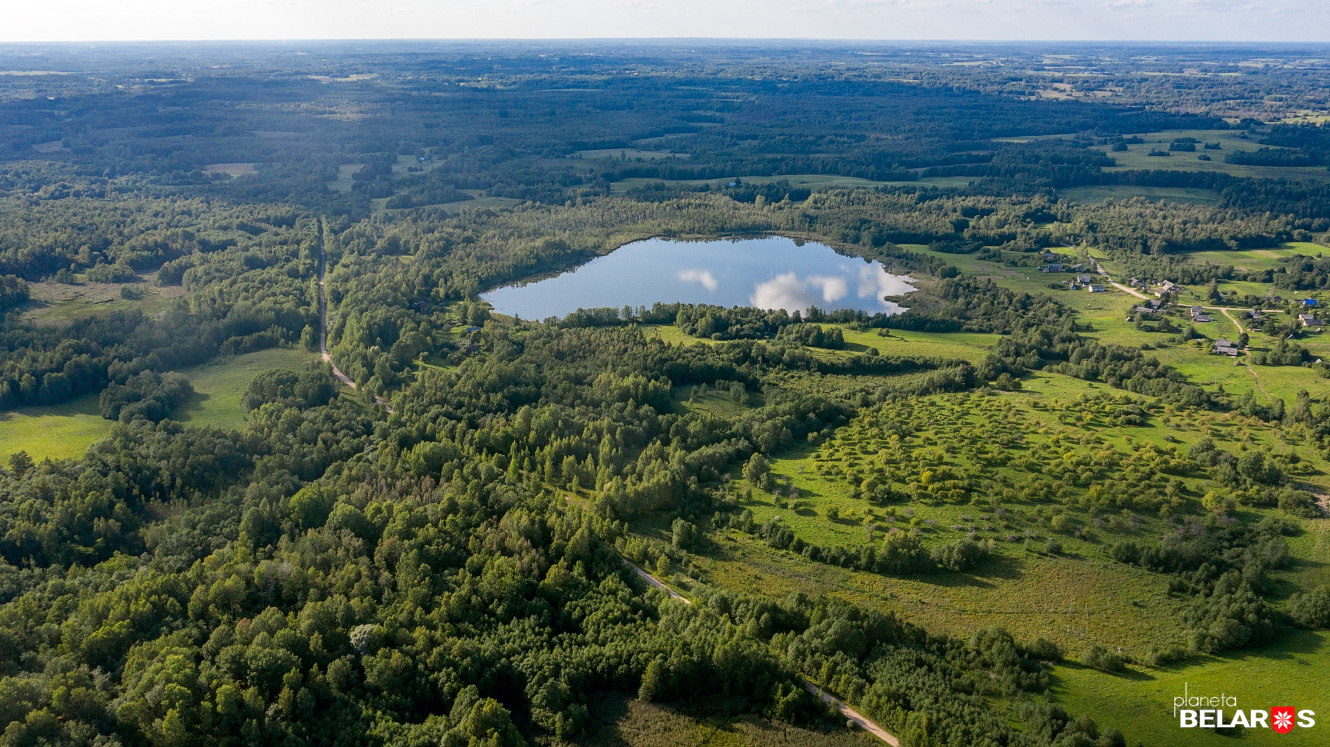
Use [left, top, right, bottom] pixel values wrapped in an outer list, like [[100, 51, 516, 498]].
[[1271, 707, 1296, 734]]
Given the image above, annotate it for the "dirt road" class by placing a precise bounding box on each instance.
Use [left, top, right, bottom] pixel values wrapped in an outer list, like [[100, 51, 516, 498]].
[[318, 221, 393, 412], [623, 559, 900, 746]]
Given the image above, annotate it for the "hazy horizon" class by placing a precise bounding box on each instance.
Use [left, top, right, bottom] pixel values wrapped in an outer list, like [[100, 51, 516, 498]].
[[5, 1, 1329, 44]]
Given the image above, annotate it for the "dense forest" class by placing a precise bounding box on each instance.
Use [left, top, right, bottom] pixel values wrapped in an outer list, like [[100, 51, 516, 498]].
[[1, 40, 1330, 747]]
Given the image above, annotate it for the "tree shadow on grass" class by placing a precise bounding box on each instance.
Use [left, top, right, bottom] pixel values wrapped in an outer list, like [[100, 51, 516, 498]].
[[173, 391, 213, 421], [1055, 660, 1157, 682]]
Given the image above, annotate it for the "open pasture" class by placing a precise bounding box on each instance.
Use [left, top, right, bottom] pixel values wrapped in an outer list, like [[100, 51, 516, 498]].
[[1092, 129, 1330, 180], [203, 162, 257, 177], [1051, 630, 1330, 747]]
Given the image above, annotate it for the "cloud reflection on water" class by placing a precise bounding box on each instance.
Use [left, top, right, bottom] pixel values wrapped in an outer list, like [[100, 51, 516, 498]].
[[750, 263, 914, 313], [481, 236, 916, 320], [676, 268, 718, 291]]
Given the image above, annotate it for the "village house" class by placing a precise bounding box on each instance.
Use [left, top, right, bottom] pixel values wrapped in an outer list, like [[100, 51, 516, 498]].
[[1155, 280, 1179, 297], [1086, 284, 1107, 293], [1213, 339, 1239, 356], [1299, 313, 1322, 328], [1190, 306, 1212, 323], [1039, 263, 1065, 273]]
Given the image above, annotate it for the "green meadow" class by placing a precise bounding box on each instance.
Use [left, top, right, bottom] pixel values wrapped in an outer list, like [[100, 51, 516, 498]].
[[609, 174, 974, 193], [0, 393, 112, 464], [1088, 129, 1330, 181], [172, 347, 323, 430], [1059, 185, 1221, 205], [638, 348, 1330, 659], [0, 347, 323, 463], [1051, 630, 1330, 747]]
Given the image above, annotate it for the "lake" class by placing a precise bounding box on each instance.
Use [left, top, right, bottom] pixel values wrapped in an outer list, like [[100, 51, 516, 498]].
[[481, 236, 916, 319]]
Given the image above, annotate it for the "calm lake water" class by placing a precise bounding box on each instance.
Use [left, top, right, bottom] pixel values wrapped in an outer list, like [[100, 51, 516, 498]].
[[482, 236, 916, 319]]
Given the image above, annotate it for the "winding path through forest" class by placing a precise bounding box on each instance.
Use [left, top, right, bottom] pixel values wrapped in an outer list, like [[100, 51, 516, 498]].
[[318, 221, 393, 412], [621, 559, 899, 745]]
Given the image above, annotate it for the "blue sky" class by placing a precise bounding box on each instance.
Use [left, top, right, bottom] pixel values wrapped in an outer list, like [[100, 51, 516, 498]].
[[4, 0, 1327, 42]]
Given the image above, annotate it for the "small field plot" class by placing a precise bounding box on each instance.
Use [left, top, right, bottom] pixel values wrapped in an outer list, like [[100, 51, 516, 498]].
[[572, 148, 687, 160], [173, 347, 322, 430], [0, 394, 112, 464], [1094, 129, 1330, 180], [21, 279, 179, 327], [609, 174, 972, 194], [325, 163, 364, 193], [1051, 630, 1330, 747], [836, 328, 1001, 363], [1058, 185, 1219, 205], [1185, 242, 1325, 272], [0, 347, 326, 464], [203, 162, 258, 177]]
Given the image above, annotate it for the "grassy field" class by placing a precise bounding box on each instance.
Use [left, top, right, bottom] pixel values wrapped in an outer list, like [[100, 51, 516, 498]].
[[0, 393, 112, 464], [1051, 630, 1330, 746], [325, 163, 364, 193], [609, 174, 974, 193], [173, 347, 322, 430], [0, 347, 323, 464], [1058, 185, 1220, 205], [662, 368, 1330, 657], [21, 278, 183, 327], [1091, 129, 1330, 181], [203, 162, 258, 177], [1184, 242, 1325, 272]]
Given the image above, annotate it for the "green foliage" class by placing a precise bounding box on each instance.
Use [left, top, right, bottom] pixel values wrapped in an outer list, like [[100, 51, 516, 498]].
[[1286, 586, 1330, 629], [98, 371, 194, 423], [240, 367, 335, 412], [1082, 644, 1130, 673], [0, 274, 27, 311]]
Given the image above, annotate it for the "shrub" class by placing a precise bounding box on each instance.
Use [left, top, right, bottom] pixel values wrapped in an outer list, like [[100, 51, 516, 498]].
[[931, 538, 989, 571], [1026, 637, 1062, 661], [1082, 644, 1129, 672], [1277, 489, 1320, 518], [85, 262, 137, 283], [1287, 586, 1330, 629]]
